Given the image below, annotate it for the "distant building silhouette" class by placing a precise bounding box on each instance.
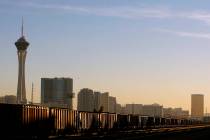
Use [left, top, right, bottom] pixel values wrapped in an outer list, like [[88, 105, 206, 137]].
[[0, 97, 4, 103], [77, 89, 117, 113], [191, 94, 204, 119], [101, 92, 109, 112], [77, 88, 94, 112], [41, 77, 74, 109], [116, 103, 122, 114], [142, 103, 163, 117], [15, 19, 29, 104], [0, 95, 17, 104], [94, 91, 102, 111], [163, 107, 189, 119], [109, 96, 117, 113], [125, 104, 143, 115]]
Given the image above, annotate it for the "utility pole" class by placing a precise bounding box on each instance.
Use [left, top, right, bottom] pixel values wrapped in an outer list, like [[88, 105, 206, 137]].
[[31, 82, 34, 104]]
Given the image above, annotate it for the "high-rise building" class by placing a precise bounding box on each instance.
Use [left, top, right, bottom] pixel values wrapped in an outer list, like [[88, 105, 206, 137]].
[[116, 103, 122, 114], [109, 96, 116, 113], [93, 91, 102, 111], [77, 88, 94, 112], [142, 103, 163, 117], [77, 89, 116, 113], [101, 92, 109, 112], [191, 94, 204, 119], [15, 19, 29, 104], [125, 104, 143, 115], [41, 78, 74, 109]]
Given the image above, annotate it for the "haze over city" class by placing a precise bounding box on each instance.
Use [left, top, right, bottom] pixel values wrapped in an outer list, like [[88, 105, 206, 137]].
[[1, 0, 210, 111]]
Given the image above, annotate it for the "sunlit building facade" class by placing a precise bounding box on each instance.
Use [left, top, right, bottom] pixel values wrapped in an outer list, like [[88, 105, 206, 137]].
[[191, 94, 204, 119]]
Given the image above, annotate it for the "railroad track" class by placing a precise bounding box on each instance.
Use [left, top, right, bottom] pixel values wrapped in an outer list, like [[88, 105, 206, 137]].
[[124, 124, 210, 134], [51, 125, 210, 140]]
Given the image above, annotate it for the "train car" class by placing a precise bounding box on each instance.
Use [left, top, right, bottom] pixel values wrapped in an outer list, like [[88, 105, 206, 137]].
[[129, 115, 140, 129], [107, 113, 118, 129], [49, 107, 78, 135], [0, 103, 23, 137], [22, 104, 53, 137], [0, 104, 54, 138], [78, 112, 100, 130], [1, 103, 209, 137], [139, 116, 148, 129], [154, 117, 161, 128], [161, 117, 166, 126], [99, 112, 117, 129], [146, 117, 155, 128], [116, 114, 130, 130]]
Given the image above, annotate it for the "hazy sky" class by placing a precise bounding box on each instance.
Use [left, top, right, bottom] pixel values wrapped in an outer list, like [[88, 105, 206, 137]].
[[1, 0, 210, 111]]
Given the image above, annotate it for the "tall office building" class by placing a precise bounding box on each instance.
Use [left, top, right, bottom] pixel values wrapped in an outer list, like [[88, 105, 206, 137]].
[[41, 78, 74, 109], [191, 94, 204, 119], [116, 104, 122, 114], [94, 91, 102, 111], [142, 103, 163, 117], [125, 104, 143, 115], [109, 96, 116, 113], [77, 89, 116, 113], [77, 88, 94, 112], [101, 92, 109, 112], [15, 19, 29, 104]]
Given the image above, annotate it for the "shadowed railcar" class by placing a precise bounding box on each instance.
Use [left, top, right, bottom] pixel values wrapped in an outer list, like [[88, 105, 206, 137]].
[[0, 104, 54, 138], [0, 104, 23, 137], [161, 118, 166, 126], [116, 114, 130, 130], [154, 117, 161, 128], [146, 117, 155, 128], [129, 115, 140, 129], [140, 116, 148, 128], [165, 118, 171, 126], [22, 105, 53, 138]]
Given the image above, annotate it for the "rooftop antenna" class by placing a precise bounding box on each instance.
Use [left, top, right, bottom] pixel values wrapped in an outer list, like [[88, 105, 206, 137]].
[[21, 17, 24, 37]]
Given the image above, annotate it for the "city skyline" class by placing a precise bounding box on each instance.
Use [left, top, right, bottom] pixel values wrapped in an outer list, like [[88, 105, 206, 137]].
[[1, 0, 210, 111]]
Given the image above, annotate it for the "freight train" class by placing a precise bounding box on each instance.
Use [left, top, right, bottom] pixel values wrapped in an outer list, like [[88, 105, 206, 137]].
[[0, 103, 203, 138]]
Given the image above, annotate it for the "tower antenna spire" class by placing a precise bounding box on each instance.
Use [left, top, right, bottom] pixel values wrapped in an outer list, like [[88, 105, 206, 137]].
[[21, 17, 24, 37]]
